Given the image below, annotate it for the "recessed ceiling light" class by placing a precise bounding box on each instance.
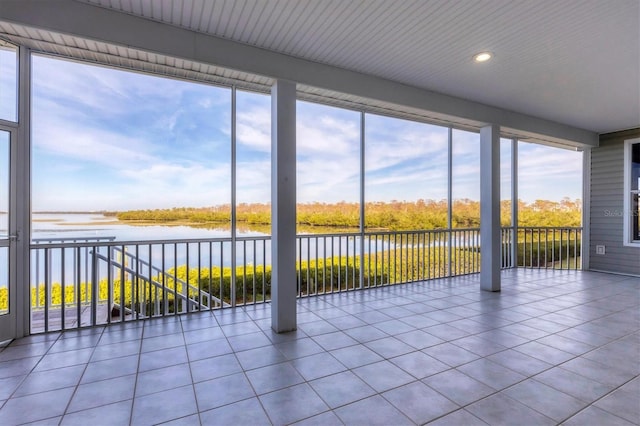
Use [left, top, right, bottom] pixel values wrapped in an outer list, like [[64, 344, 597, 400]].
[[473, 52, 493, 63]]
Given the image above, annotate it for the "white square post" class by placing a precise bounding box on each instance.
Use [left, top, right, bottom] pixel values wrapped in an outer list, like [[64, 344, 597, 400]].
[[480, 124, 501, 291], [271, 80, 297, 332]]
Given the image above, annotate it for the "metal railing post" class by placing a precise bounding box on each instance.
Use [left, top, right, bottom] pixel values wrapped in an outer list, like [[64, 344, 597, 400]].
[[26, 227, 582, 334], [91, 246, 98, 326]]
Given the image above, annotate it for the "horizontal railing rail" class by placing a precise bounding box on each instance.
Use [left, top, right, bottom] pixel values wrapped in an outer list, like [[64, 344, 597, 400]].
[[32, 236, 117, 244], [26, 226, 580, 333]]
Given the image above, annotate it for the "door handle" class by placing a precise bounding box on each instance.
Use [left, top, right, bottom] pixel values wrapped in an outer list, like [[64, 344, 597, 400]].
[[8, 231, 19, 242]]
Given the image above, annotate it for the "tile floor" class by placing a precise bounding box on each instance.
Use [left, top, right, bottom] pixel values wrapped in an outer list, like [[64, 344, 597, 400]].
[[0, 269, 638, 425]]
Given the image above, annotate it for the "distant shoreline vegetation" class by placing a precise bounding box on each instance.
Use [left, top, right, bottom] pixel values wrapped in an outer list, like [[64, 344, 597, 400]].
[[112, 199, 581, 230], [33, 211, 113, 215]]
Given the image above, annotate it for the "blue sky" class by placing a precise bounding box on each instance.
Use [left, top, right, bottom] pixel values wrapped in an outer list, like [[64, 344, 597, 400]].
[[0, 47, 17, 219], [0, 47, 17, 122], [30, 55, 583, 212]]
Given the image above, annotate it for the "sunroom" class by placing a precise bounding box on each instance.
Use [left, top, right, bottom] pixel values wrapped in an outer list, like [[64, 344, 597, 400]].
[[0, 1, 638, 425]]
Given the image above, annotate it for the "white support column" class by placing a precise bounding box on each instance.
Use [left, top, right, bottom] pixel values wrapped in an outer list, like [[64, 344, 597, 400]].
[[358, 112, 365, 289], [581, 148, 591, 270], [447, 127, 453, 276], [271, 80, 297, 333], [230, 86, 237, 307], [480, 124, 501, 292], [511, 138, 518, 268]]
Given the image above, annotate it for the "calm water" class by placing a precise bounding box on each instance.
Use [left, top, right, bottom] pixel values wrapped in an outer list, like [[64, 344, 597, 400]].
[[31, 213, 262, 241], [26, 214, 384, 279], [26, 214, 269, 279], [4, 214, 477, 291], [2, 214, 436, 284]]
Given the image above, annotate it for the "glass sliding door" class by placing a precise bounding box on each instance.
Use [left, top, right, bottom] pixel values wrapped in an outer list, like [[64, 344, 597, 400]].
[[0, 128, 15, 341]]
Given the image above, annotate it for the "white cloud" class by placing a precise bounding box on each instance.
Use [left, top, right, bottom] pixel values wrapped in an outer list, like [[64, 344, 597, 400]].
[[33, 56, 135, 115], [237, 159, 271, 204], [297, 118, 359, 155], [518, 142, 582, 201], [0, 49, 17, 121], [366, 125, 449, 174], [237, 108, 271, 152], [30, 55, 582, 211], [117, 161, 230, 206], [33, 110, 156, 168], [295, 108, 360, 202]]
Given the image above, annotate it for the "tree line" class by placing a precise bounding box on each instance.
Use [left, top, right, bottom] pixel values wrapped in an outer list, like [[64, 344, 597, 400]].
[[112, 198, 581, 231]]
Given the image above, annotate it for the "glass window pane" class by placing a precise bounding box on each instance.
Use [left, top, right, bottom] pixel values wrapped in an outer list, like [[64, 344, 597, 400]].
[[632, 143, 639, 191], [518, 141, 582, 226], [32, 55, 232, 240], [297, 101, 360, 233], [633, 193, 639, 241], [0, 247, 7, 316], [452, 129, 480, 228], [501, 138, 512, 226], [632, 143, 640, 240], [0, 131, 7, 237], [236, 90, 271, 235], [365, 114, 448, 230], [0, 45, 18, 122], [0, 131, 7, 316]]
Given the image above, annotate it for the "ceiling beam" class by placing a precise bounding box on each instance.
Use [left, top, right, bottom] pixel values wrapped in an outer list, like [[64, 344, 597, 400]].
[[0, 0, 599, 147]]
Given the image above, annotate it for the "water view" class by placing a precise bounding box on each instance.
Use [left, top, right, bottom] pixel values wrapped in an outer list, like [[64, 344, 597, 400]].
[[0, 47, 587, 338], [31, 212, 261, 241]]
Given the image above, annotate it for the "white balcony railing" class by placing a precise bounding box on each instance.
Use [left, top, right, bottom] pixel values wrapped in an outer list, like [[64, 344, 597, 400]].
[[27, 227, 581, 333]]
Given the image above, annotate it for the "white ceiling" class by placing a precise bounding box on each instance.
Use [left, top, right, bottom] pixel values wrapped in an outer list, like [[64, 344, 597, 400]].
[[73, 0, 639, 135], [0, 0, 638, 138]]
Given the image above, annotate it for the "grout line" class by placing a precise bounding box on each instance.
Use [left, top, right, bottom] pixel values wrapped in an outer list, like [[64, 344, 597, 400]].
[[558, 373, 640, 425], [57, 326, 107, 423], [1, 270, 637, 426]]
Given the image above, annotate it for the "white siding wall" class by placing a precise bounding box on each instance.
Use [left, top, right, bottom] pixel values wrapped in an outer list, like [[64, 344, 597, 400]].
[[589, 128, 640, 275]]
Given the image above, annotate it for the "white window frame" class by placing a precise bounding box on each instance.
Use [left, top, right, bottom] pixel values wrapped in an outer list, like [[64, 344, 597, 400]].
[[623, 137, 640, 247]]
